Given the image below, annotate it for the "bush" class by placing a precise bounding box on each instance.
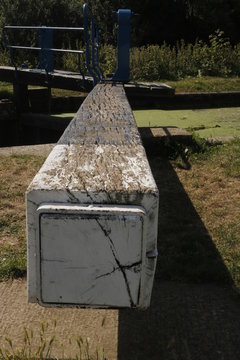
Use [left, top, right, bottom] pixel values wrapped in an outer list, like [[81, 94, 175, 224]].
[[129, 30, 240, 81], [1, 29, 240, 81]]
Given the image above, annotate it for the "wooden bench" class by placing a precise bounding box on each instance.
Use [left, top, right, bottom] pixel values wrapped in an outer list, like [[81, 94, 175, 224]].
[[26, 83, 158, 309]]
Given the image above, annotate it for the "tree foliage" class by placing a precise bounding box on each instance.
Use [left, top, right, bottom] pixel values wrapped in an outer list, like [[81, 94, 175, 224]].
[[87, 0, 240, 45], [0, 0, 239, 46], [184, 0, 240, 43]]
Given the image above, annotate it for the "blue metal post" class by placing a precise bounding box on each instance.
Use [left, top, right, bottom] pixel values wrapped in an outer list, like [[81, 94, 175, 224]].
[[91, 17, 101, 80], [96, 27, 104, 78], [83, 3, 97, 85], [38, 28, 54, 73], [112, 9, 131, 82]]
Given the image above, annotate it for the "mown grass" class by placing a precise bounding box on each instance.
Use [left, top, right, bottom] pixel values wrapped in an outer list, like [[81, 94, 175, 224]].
[[153, 137, 240, 288], [165, 76, 240, 93], [0, 76, 240, 101], [0, 82, 86, 100], [0, 154, 45, 281]]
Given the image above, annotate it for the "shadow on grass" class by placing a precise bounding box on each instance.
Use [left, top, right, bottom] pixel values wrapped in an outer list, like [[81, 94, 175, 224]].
[[118, 155, 240, 360]]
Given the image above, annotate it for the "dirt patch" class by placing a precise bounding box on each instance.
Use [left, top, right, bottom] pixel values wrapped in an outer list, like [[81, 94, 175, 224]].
[[0, 280, 240, 359], [0, 279, 118, 359]]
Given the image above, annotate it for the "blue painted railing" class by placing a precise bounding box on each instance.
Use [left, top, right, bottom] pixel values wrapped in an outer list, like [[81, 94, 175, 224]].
[[112, 9, 132, 82], [2, 3, 132, 85], [83, 3, 102, 85]]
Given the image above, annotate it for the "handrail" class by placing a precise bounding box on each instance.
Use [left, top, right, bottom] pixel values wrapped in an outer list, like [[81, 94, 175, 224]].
[[2, 25, 86, 77], [2, 3, 132, 85], [2, 3, 104, 87], [96, 27, 104, 79], [4, 26, 84, 31], [83, 3, 98, 85], [5, 45, 85, 54]]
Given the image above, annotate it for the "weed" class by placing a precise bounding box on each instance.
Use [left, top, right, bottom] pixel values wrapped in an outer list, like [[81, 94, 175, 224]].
[[128, 31, 240, 81], [1, 29, 240, 81], [0, 321, 105, 360]]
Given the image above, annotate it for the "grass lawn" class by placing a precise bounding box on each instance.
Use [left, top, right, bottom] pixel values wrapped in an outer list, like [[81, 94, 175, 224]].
[[0, 139, 240, 293], [0, 76, 240, 100], [0, 82, 13, 99], [0, 82, 86, 100], [0, 154, 45, 279], [165, 76, 240, 93], [150, 138, 240, 288]]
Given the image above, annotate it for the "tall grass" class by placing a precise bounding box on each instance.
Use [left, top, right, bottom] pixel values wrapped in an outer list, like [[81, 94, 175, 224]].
[[1, 29, 240, 81], [129, 30, 240, 81], [65, 30, 240, 81], [0, 321, 104, 359]]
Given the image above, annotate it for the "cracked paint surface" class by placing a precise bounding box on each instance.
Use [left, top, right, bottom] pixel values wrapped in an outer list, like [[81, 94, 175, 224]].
[[27, 83, 158, 308], [28, 144, 157, 193], [40, 212, 143, 307]]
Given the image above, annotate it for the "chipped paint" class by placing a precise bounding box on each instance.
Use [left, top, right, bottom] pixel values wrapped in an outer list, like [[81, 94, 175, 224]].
[[27, 83, 158, 309], [29, 144, 157, 193]]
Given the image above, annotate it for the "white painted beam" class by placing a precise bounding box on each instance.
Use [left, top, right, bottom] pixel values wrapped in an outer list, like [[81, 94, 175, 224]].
[[26, 83, 158, 309]]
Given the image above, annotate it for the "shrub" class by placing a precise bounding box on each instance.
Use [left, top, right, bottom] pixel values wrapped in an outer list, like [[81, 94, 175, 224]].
[[1, 29, 240, 81], [129, 30, 240, 81]]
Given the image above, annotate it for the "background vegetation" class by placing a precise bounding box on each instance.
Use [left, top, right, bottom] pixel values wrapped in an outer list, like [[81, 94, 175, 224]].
[[60, 30, 240, 81], [0, 0, 240, 82], [104, 30, 240, 80], [1, 0, 240, 45]]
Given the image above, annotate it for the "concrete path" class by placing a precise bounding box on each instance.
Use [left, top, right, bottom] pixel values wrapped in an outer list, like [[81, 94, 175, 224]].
[[0, 279, 118, 359], [1, 280, 240, 359]]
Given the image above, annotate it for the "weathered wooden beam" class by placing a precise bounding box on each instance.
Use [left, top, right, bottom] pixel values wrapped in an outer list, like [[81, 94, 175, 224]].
[[26, 83, 158, 309], [0, 66, 175, 97], [0, 66, 93, 92]]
